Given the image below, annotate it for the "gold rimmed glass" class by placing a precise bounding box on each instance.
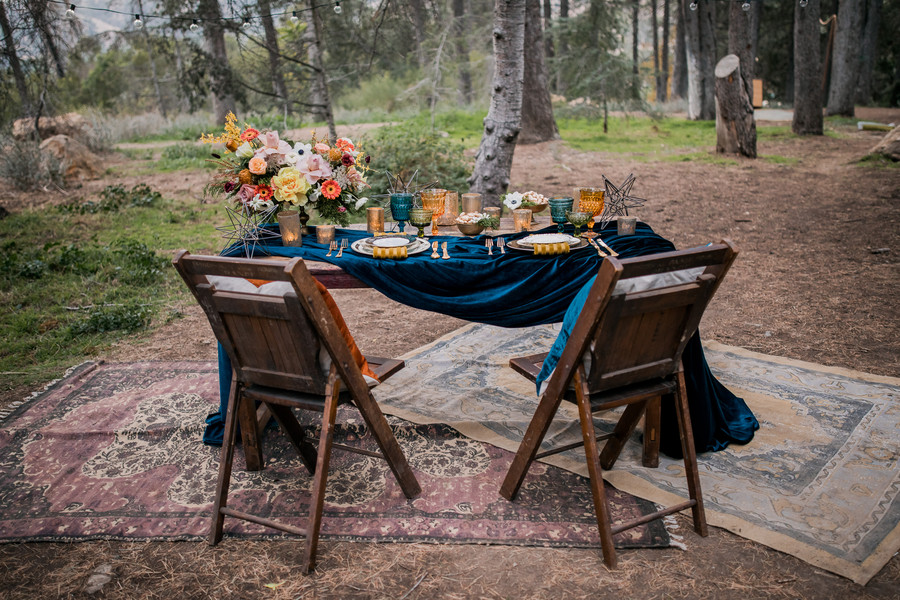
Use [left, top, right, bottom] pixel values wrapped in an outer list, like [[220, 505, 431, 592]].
[[578, 187, 605, 238]]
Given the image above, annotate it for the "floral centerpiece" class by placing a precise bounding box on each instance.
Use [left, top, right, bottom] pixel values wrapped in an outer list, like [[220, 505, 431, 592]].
[[502, 190, 548, 212], [201, 112, 371, 227]]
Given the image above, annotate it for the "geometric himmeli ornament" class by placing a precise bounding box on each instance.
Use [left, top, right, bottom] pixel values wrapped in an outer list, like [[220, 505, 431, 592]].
[[603, 173, 646, 221], [215, 203, 281, 258]]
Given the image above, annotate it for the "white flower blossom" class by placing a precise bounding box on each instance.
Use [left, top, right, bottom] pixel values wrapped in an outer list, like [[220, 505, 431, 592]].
[[249, 196, 274, 211], [503, 192, 524, 210], [235, 142, 254, 159], [354, 196, 368, 209], [292, 142, 313, 158]]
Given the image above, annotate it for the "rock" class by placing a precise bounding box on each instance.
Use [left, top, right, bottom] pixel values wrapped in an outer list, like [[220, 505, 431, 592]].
[[83, 563, 114, 594], [870, 125, 900, 161], [39, 135, 102, 181], [12, 112, 91, 143]]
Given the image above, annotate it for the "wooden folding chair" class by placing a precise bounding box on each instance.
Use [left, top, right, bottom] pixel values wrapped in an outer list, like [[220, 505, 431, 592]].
[[173, 251, 421, 574], [500, 241, 738, 568]]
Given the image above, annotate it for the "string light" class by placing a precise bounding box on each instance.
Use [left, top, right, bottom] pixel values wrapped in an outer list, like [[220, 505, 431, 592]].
[[189, 19, 199, 32], [742, 1, 751, 10], [689, 1, 698, 10], [133, 14, 143, 29], [291, 11, 299, 23], [65, 3, 76, 19], [334, 1, 342, 14], [242, 16, 251, 29], [799, 0, 808, 5]]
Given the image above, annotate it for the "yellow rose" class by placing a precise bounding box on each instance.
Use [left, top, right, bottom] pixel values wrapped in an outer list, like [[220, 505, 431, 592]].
[[271, 166, 311, 206]]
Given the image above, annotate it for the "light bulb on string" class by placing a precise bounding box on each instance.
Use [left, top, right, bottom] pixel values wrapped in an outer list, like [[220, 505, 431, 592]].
[[65, 4, 76, 20], [242, 17, 251, 30], [334, 1, 342, 14], [134, 14, 144, 29], [742, 1, 751, 11], [189, 19, 200, 32], [799, 0, 808, 5], [291, 11, 299, 23], [689, 1, 698, 11]]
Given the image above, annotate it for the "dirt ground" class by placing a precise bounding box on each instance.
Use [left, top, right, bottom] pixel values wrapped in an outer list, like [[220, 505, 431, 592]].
[[1, 108, 899, 598]]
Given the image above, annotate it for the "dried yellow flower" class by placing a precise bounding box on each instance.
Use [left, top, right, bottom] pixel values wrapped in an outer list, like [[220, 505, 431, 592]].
[[238, 169, 253, 185]]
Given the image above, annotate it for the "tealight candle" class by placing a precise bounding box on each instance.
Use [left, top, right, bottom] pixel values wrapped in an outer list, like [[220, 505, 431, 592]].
[[367, 207, 385, 234]]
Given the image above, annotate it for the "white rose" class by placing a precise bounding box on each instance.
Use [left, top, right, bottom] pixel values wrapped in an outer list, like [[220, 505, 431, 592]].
[[235, 142, 254, 159]]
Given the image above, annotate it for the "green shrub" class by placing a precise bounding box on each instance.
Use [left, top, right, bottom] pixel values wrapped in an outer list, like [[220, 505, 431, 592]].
[[68, 302, 152, 336], [157, 143, 217, 171], [0, 140, 65, 191], [59, 183, 162, 214]]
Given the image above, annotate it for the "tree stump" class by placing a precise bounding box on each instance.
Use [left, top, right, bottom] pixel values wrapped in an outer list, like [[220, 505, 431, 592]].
[[715, 54, 757, 158]]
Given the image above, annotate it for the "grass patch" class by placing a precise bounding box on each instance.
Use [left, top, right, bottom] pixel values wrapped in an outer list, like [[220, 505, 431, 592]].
[[857, 153, 900, 168], [558, 116, 716, 155], [762, 155, 801, 165], [156, 143, 219, 171]]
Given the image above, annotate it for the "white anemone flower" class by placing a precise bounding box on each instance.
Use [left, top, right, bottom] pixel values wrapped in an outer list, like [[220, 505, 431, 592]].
[[503, 192, 524, 210]]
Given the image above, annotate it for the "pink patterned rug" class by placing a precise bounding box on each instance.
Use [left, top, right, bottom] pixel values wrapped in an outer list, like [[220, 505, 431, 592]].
[[0, 361, 668, 549]]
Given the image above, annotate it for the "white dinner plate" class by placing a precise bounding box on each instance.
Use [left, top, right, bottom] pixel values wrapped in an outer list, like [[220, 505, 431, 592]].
[[351, 237, 431, 256], [517, 233, 580, 247]]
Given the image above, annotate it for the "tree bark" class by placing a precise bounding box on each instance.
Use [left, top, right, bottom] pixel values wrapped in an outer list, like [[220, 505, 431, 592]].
[[855, 0, 882, 106], [258, 0, 290, 116], [453, 0, 473, 104], [556, 0, 569, 95], [715, 54, 756, 157], [519, 0, 559, 144], [792, 0, 823, 135], [305, 1, 338, 140], [27, 0, 66, 78], [672, 0, 688, 99], [651, 0, 660, 102], [683, 0, 717, 120], [0, 2, 32, 116], [727, 0, 754, 100], [468, 0, 526, 206], [197, 0, 236, 125], [408, 0, 428, 70], [543, 0, 554, 71], [632, 0, 640, 100], [826, 0, 865, 116], [659, 0, 669, 102]]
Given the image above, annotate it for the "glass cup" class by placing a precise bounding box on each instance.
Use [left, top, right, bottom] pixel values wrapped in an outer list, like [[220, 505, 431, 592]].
[[513, 208, 532, 233], [578, 187, 605, 238], [617, 216, 637, 236], [566, 211, 592, 238], [548, 197, 574, 234], [389, 193, 414, 233], [461, 193, 482, 214], [367, 207, 385, 235], [408, 208, 434, 238], [316, 224, 335, 245], [420, 189, 446, 236], [436, 190, 459, 226], [277, 210, 302, 247]]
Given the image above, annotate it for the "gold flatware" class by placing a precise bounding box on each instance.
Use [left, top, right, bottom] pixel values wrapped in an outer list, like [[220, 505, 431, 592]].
[[336, 238, 348, 258], [486, 238, 493, 256], [326, 240, 337, 257], [431, 241, 440, 259], [497, 237, 506, 254], [441, 241, 450, 260], [588, 238, 607, 257], [596, 237, 618, 256]]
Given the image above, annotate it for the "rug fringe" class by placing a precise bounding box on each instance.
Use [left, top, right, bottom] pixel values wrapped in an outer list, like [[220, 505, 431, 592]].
[[664, 515, 687, 550]]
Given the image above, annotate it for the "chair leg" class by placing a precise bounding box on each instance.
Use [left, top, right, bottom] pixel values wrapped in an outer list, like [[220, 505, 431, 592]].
[[673, 371, 707, 537], [642, 396, 661, 468], [268, 403, 319, 474], [302, 371, 341, 575], [238, 385, 263, 471], [599, 400, 647, 471], [209, 381, 241, 546], [574, 368, 617, 569]]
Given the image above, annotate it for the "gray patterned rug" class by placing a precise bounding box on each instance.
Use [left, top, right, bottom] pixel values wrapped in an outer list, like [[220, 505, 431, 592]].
[[374, 323, 900, 585]]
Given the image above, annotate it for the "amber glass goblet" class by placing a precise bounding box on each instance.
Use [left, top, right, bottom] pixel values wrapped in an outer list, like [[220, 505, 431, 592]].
[[420, 189, 446, 236], [578, 187, 605, 238]]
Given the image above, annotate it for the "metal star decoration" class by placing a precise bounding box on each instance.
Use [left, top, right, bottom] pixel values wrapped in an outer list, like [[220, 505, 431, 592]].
[[603, 174, 646, 221], [216, 203, 281, 258]]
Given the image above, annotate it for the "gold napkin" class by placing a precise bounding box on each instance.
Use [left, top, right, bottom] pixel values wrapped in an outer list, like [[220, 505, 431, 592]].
[[373, 246, 408, 259], [533, 242, 570, 255]]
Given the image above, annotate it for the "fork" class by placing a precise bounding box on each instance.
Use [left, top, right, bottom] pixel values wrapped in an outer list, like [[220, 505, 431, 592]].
[[326, 240, 337, 257], [486, 238, 493, 256], [336, 238, 348, 258], [496, 237, 506, 255]]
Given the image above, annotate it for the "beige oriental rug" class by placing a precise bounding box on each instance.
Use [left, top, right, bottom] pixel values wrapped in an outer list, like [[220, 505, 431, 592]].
[[373, 323, 900, 585]]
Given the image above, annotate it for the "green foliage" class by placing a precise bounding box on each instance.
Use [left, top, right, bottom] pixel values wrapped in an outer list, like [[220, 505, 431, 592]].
[[157, 143, 219, 171], [68, 303, 152, 337], [0, 141, 65, 191], [59, 184, 162, 214], [361, 121, 472, 196]]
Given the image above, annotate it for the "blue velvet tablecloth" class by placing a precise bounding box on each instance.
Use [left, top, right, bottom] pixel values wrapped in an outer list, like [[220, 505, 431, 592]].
[[208, 222, 758, 457]]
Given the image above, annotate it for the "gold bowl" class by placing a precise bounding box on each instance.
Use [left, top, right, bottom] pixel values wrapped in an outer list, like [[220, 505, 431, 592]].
[[456, 223, 485, 236]]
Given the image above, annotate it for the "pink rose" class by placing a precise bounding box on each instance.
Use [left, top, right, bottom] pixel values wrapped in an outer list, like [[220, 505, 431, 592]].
[[237, 184, 257, 203], [297, 153, 333, 184], [248, 156, 267, 175], [314, 142, 330, 154], [256, 131, 292, 160]]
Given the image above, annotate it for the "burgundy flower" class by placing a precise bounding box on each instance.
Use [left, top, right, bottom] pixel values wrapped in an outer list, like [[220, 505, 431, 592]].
[[341, 153, 354, 166], [223, 181, 236, 193], [365, 155, 371, 164]]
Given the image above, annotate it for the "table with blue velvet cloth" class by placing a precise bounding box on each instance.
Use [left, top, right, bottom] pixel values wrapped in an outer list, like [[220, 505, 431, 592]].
[[207, 222, 758, 458]]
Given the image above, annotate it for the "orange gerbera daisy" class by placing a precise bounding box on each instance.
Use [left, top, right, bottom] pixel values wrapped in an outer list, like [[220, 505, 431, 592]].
[[256, 184, 274, 200], [320, 179, 342, 200], [240, 127, 260, 141]]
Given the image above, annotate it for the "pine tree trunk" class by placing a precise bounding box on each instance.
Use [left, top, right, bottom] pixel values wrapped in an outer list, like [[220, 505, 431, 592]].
[[409, 0, 428, 71], [453, 0, 473, 104], [660, 0, 669, 102], [556, 0, 569, 95], [855, 0, 882, 106], [715, 54, 756, 157], [305, 1, 337, 141], [826, 0, 865, 117], [792, 0, 823, 135], [672, 0, 688, 100], [683, 0, 717, 120], [0, 2, 32, 116], [543, 0, 554, 69], [652, 0, 660, 102], [198, 0, 236, 125], [258, 0, 290, 116], [727, 1, 754, 100], [632, 0, 640, 100], [468, 0, 526, 206], [520, 0, 560, 144]]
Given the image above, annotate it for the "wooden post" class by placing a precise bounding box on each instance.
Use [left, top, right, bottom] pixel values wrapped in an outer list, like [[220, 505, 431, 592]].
[[715, 54, 757, 158]]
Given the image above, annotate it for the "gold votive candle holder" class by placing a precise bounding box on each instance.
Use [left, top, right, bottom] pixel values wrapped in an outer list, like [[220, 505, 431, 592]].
[[367, 207, 385, 234], [277, 210, 302, 247], [483, 206, 501, 221], [316, 224, 335, 245], [513, 208, 532, 233], [436, 191, 459, 225], [461, 193, 482, 214], [617, 216, 637, 236]]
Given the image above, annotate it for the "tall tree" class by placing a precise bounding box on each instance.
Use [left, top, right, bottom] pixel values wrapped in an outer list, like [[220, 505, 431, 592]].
[[855, 0, 883, 105], [556, 0, 569, 95], [0, 1, 32, 116], [543, 0, 554, 71], [683, 0, 716, 120], [304, 0, 337, 140], [468, 0, 526, 206], [408, 0, 428, 71], [197, 0, 236, 124], [136, 0, 167, 118], [728, 0, 755, 100], [453, 0, 473, 104], [826, 0, 865, 116], [26, 0, 67, 78], [651, 0, 660, 101], [631, 0, 640, 100], [520, 0, 560, 143], [258, 0, 290, 116], [792, 0, 823, 135], [672, 0, 687, 99], [659, 0, 669, 102]]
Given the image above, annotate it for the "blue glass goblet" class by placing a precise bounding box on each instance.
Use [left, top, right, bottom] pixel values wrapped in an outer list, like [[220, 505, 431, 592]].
[[389, 193, 414, 234], [549, 197, 574, 234]]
